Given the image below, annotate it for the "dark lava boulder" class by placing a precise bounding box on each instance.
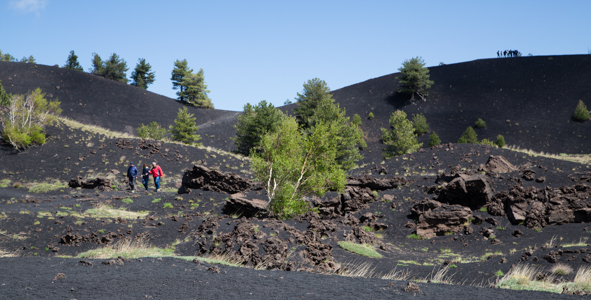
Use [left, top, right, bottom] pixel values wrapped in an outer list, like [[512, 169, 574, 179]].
[[224, 193, 268, 217], [68, 176, 112, 191], [181, 164, 253, 194], [314, 186, 378, 217], [437, 173, 494, 210], [411, 200, 472, 239], [346, 175, 410, 191]]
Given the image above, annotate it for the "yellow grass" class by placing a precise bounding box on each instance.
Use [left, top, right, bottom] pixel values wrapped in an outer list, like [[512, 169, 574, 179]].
[[505, 145, 591, 165], [84, 205, 149, 219], [0, 248, 17, 257], [77, 239, 175, 259]]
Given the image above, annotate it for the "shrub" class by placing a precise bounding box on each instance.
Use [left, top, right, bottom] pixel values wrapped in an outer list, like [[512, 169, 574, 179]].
[[551, 263, 573, 275], [169, 107, 201, 145], [574, 100, 590, 122], [136, 122, 167, 140], [457, 126, 477, 144], [163, 203, 173, 208], [352, 114, 362, 126], [0, 88, 61, 149], [0, 80, 10, 106], [479, 139, 496, 147], [475, 118, 486, 128], [368, 112, 374, 120], [428, 132, 441, 147], [381, 110, 422, 158], [412, 113, 428, 135], [496, 135, 506, 147]]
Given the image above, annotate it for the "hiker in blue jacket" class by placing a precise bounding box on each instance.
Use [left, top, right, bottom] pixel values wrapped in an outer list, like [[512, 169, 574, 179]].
[[127, 162, 139, 193], [141, 163, 151, 191]]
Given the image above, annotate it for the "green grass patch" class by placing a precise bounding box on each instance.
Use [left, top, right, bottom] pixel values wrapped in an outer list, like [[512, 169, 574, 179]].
[[407, 233, 423, 240], [163, 203, 173, 208], [121, 197, 133, 204], [77, 239, 174, 259], [28, 180, 68, 193], [0, 179, 11, 188], [84, 205, 148, 219], [337, 241, 382, 258], [151, 198, 161, 203]]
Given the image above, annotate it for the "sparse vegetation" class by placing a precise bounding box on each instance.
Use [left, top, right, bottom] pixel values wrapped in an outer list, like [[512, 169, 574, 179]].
[[428, 132, 441, 147], [352, 114, 362, 126], [28, 180, 67, 193], [337, 241, 382, 258], [475, 118, 486, 128], [551, 264, 573, 276], [412, 113, 429, 135], [381, 110, 422, 158], [574, 100, 590, 122], [163, 203, 173, 208], [407, 233, 423, 240], [496, 135, 506, 147], [77, 239, 174, 259], [136, 122, 167, 140], [458, 126, 478, 144], [368, 112, 374, 120]]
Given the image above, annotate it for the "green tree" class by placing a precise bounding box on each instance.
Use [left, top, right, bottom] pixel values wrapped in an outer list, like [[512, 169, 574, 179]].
[[102, 53, 128, 83], [136, 122, 167, 140], [63, 50, 83, 71], [496, 135, 506, 147], [0, 50, 16, 62], [20, 55, 36, 64], [412, 113, 429, 135], [428, 132, 441, 147], [368, 112, 374, 119], [0, 80, 11, 106], [90, 53, 104, 75], [458, 126, 478, 144], [131, 58, 156, 89], [352, 114, 362, 126], [397, 57, 434, 101], [0, 88, 61, 149], [233, 100, 284, 155], [574, 100, 590, 122], [381, 110, 422, 158], [251, 116, 346, 219], [181, 69, 213, 108], [169, 107, 201, 145], [475, 118, 486, 128], [171, 59, 193, 102], [293, 78, 333, 128]]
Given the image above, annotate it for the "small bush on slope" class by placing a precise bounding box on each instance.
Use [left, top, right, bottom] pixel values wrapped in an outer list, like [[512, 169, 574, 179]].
[[457, 126, 478, 144], [428, 132, 441, 147], [574, 100, 590, 122], [496, 135, 506, 147], [136, 122, 167, 140], [475, 118, 486, 128], [412, 113, 429, 135], [381, 110, 422, 158], [368, 112, 374, 120]]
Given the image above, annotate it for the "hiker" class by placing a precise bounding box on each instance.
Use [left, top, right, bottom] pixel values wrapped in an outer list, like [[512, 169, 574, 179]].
[[141, 163, 151, 191], [150, 162, 164, 192], [127, 162, 138, 193]]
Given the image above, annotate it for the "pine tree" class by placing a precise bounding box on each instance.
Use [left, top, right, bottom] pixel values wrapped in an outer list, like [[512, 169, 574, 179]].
[[20, 55, 36, 64], [233, 100, 284, 155], [0, 50, 16, 62], [131, 58, 155, 89], [496, 135, 506, 147], [293, 78, 333, 128], [458, 126, 478, 144], [169, 107, 201, 145], [63, 50, 83, 71], [181, 69, 213, 108], [90, 53, 104, 75], [381, 110, 422, 158], [0, 80, 11, 106], [102, 53, 128, 83], [412, 113, 429, 135], [574, 100, 590, 122], [171, 59, 193, 102], [428, 132, 441, 147], [397, 57, 434, 102]]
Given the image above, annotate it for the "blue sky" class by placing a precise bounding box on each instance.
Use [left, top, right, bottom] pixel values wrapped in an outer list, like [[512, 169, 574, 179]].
[[2, 0, 590, 111]]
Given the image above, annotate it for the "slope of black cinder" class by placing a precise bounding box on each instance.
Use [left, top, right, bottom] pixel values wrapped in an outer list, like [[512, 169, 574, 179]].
[[0, 62, 240, 150]]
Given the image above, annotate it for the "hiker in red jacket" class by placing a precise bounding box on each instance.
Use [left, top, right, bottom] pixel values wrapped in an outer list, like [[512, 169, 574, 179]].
[[150, 162, 164, 192]]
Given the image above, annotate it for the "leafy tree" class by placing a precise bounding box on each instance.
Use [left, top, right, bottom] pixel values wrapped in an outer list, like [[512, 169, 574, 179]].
[[169, 107, 201, 145], [458, 126, 478, 144], [0, 80, 11, 106], [0, 88, 61, 149], [293, 78, 332, 128], [475, 118, 486, 128], [352, 114, 362, 126], [136, 122, 167, 140], [0, 50, 16, 62], [381, 110, 422, 158], [63, 50, 83, 71], [233, 100, 284, 155], [397, 57, 434, 101], [131, 58, 155, 89], [574, 100, 590, 122], [102, 53, 128, 83], [412, 113, 429, 135], [90, 53, 104, 75], [181, 69, 213, 108], [171, 59, 192, 102], [496, 135, 506, 147], [251, 116, 346, 219], [428, 132, 441, 147]]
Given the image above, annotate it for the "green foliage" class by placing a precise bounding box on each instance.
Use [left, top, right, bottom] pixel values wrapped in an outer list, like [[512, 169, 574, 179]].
[[121, 198, 133, 204], [163, 203, 173, 208], [475, 118, 486, 128], [412, 113, 429, 135], [368, 112, 374, 120], [428, 132, 441, 147], [406, 233, 423, 240], [397, 56, 434, 101], [233, 100, 284, 155], [171, 59, 192, 102], [136, 122, 167, 140], [337, 241, 382, 258], [495, 270, 504, 277], [19, 55, 36, 64], [169, 107, 201, 145], [381, 110, 422, 158], [251, 117, 347, 219], [90, 53, 128, 83], [0, 50, 17, 62], [479, 139, 496, 147], [293, 78, 333, 128], [181, 69, 213, 108], [352, 114, 362, 126], [0, 80, 11, 106], [574, 100, 590, 122], [131, 58, 155, 89], [0, 88, 61, 149], [458, 126, 478, 144], [63, 50, 83, 71], [496, 134, 506, 147]]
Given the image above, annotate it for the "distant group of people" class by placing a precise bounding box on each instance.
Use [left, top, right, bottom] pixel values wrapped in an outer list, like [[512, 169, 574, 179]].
[[497, 50, 521, 57], [127, 162, 164, 192]]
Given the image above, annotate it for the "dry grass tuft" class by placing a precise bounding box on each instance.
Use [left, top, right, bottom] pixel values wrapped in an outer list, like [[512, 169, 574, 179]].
[[551, 263, 573, 276], [84, 205, 149, 219], [0, 248, 18, 257], [77, 238, 174, 259]]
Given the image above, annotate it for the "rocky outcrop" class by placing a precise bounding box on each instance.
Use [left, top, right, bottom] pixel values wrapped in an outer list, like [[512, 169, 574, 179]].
[[68, 176, 113, 191], [437, 174, 494, 209], [480, 155, 517, 174], [346, 175, 411, 191], [411, 200, 472, 238], [180, 164, 253, 194], [224, 193, 268, 217], [314, 186, 378, 217]]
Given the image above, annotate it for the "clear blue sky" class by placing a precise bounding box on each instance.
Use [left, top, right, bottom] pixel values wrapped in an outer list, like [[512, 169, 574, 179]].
[[2, 0, 590, 111]]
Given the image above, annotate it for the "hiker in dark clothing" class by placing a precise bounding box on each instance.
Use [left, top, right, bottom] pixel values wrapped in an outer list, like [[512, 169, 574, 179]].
[[141, 163, 151, 191], [127, 162, 138, 193]]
